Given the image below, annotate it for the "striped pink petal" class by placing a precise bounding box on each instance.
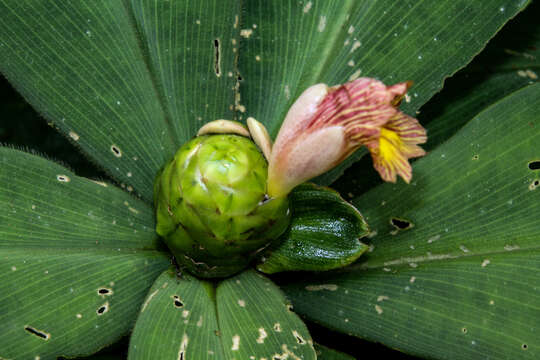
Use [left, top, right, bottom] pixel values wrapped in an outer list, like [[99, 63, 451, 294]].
[[267, 78, 426, 197]]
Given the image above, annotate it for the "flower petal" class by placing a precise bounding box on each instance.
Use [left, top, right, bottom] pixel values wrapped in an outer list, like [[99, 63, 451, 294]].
[[268, 78, 426, 197], [368, 113, 427, 183]]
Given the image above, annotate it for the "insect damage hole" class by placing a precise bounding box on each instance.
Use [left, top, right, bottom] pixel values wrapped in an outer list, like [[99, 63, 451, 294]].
[[390, 217, 413, 232], [529, 161, 540, 170], [292, 330, 306, 344], [97, 287, 113, 297], [24, 326, 50, 340], [110, 144, 122, 158], [96, 302, 109, 315], [173, 295, 184, 308], [213, 39, 221, 77], [56, 174, 70, 182]]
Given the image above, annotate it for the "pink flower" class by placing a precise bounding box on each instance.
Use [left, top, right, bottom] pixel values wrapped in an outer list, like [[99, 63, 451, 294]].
[[267, 78, 427, 198]]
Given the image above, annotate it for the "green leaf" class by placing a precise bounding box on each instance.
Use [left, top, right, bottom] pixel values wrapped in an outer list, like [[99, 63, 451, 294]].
[[282, 83, 540, 359], [314, 344, 355, 360], [0, 149, 170, 359], [0, 249, 168, 360], [419, 0, 540, 152], [0, 148, 157, 249], [258, 183, 369, 274], [0, 0, 176, 201], [217, 270, 316, 359], [128, 268, 224, 359], [127, 0, 240, 145]]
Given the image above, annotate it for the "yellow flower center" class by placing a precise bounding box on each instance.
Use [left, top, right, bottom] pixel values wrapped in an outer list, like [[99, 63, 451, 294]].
[[378, 127, 402, 163]]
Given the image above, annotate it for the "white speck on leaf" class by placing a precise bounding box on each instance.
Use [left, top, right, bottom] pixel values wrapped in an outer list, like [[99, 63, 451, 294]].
[[350, 40, 361, 53], [318, 16, 326, 32], [348, 69, 362, 81], [240, 29, 253, 38], [504, 244, 520, 251], [256, 328, 267, 344], [375, 305, 383, 314], [231, 335, 240, 351], [69, 131, 80, 141], [305, 284, 338, 291], [56, 175, 70, 182]]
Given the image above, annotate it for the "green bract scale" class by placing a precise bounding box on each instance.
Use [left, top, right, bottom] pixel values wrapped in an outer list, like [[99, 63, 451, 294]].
[[154, 133, 290, 278]]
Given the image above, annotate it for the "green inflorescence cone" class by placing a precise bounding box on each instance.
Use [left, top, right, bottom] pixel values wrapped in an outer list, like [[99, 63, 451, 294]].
[[154, 134, 290, 278]]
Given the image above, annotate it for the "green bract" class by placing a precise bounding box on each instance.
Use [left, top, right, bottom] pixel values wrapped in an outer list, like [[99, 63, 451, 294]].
[[154, 134, 290, 278]]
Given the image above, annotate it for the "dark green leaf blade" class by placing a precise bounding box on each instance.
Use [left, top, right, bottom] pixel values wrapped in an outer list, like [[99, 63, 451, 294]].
[[0, 0, 176, 201], [0, 149, 170, 359], [0, 249, 169, 360], [258, 183, 369, 274], [0, 148, 157, 249], [128, 0, 240, 145], [217, 270, 316, 359], [128, 268, 224, 360], [282, 83, 540, 359]]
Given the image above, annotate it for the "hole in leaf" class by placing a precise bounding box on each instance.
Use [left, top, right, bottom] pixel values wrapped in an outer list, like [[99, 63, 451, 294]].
[[110, 145, 122, 158], [293, 330, 306, 344], [213, 39, 221, 77], [56, 174, 70, 182], [173, 295, 184, 308], [522, 343, 528, 350], [390, 217, 413, 230], [97, 287, 112, 296], [24, 326, 50, 340], [528, 161, 540, 170], [96, 302, 109, 315]]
